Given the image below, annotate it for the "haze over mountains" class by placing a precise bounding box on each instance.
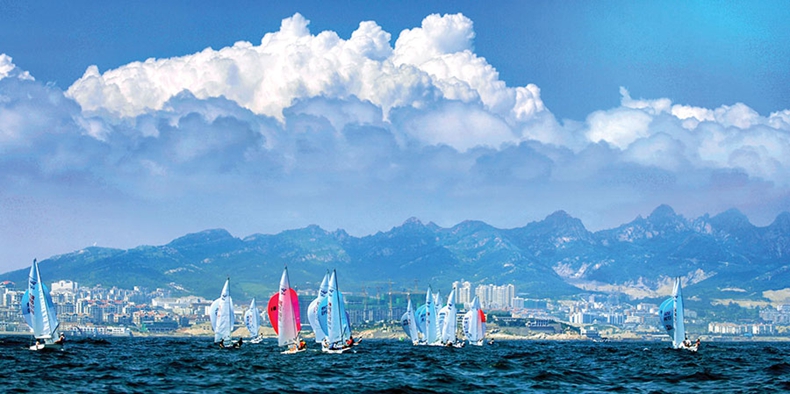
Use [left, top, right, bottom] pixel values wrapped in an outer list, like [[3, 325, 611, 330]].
[[3, 205, 789, 303]]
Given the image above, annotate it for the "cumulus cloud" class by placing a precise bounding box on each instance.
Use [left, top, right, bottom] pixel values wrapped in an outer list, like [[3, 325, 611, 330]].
[[1, 12, 790, 272], [0, 54, 34, 81], [65, 13, 544, 152]]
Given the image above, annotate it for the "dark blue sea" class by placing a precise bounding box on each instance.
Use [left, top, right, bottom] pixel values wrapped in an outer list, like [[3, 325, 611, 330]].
[[2, 336, 789, 393]]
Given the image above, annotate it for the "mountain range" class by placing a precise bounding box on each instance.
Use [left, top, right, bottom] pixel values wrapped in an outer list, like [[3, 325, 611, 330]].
[[3, 205, 789, 303]]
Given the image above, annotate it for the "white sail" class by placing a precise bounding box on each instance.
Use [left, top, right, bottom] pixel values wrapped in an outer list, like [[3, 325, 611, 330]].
[[307, 272, 330, 343], [20, 259, 60, 344], [434, 290, 443, 339], [209, 278, 234, 343], [400, 298, 419, 345], [463, 296, 486, 345], [424, 287, 439, 345], [244, 298, 262, 339], [277, 267, 300, 347], [439, 289, 457, 344], [672, 277, 686, 348]]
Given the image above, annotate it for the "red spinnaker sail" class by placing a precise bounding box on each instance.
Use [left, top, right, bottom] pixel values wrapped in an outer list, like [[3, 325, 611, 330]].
[[267, 293, 279, 334]]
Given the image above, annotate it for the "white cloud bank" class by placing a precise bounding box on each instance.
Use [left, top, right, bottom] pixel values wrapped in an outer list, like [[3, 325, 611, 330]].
[[1, 13, 790, 272], [66, 13, 543, 152]]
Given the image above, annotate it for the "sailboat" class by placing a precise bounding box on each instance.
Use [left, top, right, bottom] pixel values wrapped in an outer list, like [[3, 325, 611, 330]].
[[268, 266, 304, 354], [307, 271, 330, 344], [322, 269, 355, 353], [438, 288, 461, 347], [462, 296, 486, 346], [414, 287, 439, 345], [400, 297, 419, 345], [244, 298, 264, 343], [209, 278, 241, 349], [21, 259, 63, 351], [659, 277, 698, 352]]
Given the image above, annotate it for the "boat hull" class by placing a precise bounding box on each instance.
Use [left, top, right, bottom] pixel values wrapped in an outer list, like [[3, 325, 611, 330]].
[[29, 342, 62, 351], [676, 344, 699, 352], [281, 347, 306, 354], [321, 347, 351, 354]]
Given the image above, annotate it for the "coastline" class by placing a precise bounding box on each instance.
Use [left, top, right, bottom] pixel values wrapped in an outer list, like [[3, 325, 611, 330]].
[[5, 326, 789, 342]]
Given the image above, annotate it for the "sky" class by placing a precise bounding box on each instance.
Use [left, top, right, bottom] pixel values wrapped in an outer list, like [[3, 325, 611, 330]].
[[1, 1, 790, 273]]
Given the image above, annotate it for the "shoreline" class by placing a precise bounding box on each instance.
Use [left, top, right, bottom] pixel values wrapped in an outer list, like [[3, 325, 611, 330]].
[[4, 329, 789, 342]]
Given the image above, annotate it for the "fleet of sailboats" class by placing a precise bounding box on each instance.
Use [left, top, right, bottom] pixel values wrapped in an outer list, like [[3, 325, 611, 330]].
[[17, 259, 704, 355], [405, 288, 486, 347]]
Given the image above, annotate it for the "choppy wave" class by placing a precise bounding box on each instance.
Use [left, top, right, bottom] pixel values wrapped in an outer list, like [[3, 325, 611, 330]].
[[1, 336, 789, 393]]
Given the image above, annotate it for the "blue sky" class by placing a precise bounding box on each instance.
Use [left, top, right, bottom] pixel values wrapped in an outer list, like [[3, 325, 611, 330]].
[[1, 1, 790, 273], [4, 1, 788, 119]]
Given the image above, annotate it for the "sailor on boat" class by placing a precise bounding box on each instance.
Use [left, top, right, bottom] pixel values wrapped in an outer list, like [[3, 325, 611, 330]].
[[55, 333, 66, 345]]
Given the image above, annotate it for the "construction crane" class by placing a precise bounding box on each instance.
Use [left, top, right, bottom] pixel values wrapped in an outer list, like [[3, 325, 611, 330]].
[[388, 280, 393, 322], [361, 285, 368, 317]]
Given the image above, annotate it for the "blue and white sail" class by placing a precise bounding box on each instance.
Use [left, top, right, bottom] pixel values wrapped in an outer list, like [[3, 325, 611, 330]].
[[307, 271, 330, 343], [20, 259, 60, 345], [439, 288, 457, 345], [658, 277, 695, 350], [244, 298, 262, 340], [462, 296, 486, 346], [324, 269, 351, 351], [209, 278, 234, 344], [415, 287, 439, 345], [400, 298, 419, 345]]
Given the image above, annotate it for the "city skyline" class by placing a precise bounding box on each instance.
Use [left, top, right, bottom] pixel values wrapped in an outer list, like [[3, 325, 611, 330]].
[[2, 1, 790, 273]]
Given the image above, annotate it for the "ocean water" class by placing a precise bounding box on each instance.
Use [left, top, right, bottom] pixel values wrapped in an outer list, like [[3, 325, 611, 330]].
[[2, 336, 789, 393]]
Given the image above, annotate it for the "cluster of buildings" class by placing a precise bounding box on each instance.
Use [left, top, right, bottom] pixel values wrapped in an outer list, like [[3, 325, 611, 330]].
[[1, 280, 184, 335], [453, 280, 515, 310], [560, 293, 788, 337]]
